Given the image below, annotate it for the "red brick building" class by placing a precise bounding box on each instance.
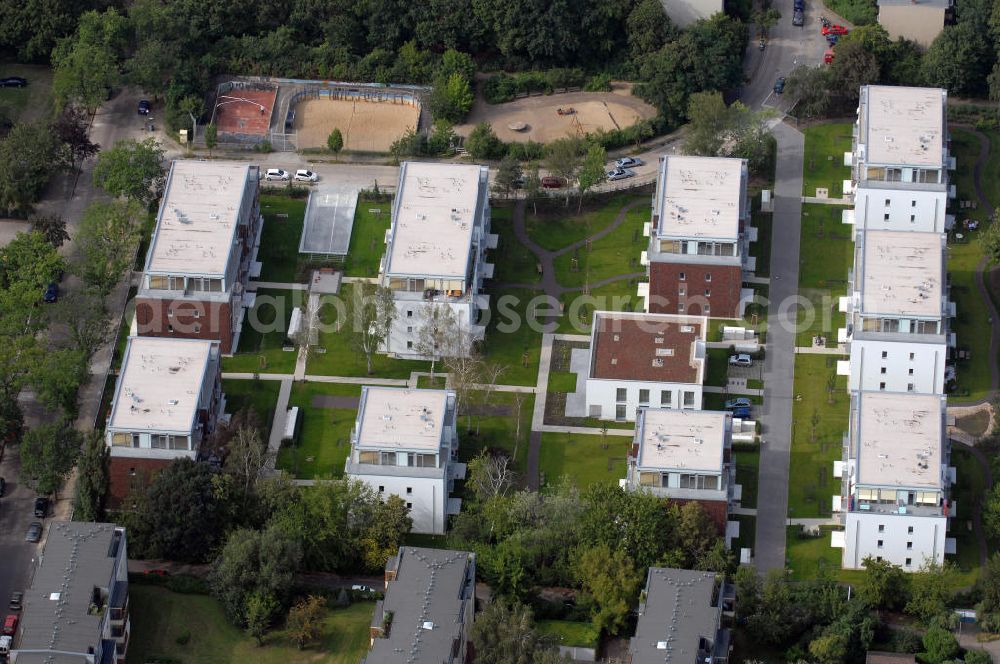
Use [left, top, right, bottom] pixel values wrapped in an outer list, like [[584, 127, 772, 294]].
[[135, 160, 262, 354], [644, 155, 754, 319]]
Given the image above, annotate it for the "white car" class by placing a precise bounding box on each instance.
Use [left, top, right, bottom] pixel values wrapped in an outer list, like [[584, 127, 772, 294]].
[[728, 353, 753, 367], [606, 167, 635, 181], [615, 156, 643, 169], [294, 169, 318, 182], [264, 168, 289, 181]]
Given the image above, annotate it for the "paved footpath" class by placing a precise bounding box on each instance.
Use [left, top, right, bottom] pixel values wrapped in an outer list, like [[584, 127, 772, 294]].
[[754, 121, 805, 572]]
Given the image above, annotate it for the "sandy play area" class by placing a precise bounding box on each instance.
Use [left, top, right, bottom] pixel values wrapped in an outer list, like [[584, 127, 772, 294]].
[[293, 98, 420, 153], [456, 83, 658, 144]]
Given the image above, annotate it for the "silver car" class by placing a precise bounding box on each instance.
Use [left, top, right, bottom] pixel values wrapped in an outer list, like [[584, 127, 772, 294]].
[[294, 169, 318, 182], [25, 522, 42, 543], [615, 156, 643, 169], [606, 168, 635, 181], [264, 168, 289, 181]]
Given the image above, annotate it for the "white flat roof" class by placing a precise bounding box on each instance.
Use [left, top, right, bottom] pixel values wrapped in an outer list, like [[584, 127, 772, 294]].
[[108, 337, 214, 434], [656, 156, 744, 240], [855, 392, 943, 489], [861, 230, 942, 317], [385, 162, 485, 279], [636, 409, 728, 473], [356, 387, 451, 451], [862, 86, 944, 168], [147, 160, 252, 276]]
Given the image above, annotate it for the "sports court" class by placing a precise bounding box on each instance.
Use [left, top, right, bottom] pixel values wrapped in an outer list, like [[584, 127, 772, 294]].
[[299, 182, 362, 255], [214, 88, 277, 137], [293, 97, 420, 152]]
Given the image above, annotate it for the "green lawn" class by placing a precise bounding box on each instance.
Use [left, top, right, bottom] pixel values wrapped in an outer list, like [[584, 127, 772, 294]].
[[222, 289, 301, 374], [705, 348, 729, 387], [127, 584, 374, 664], [480, 286, 544, 386], [536, 620, 600, 648], [733, 448, 759, 510], [824, 0, 877, 24], [307, 283, 430, 378], [457, 392, 535, 478], [553, 198, 648, 289], [343, 198, 392, 277], [491, 205, 540, 285], [802, 123, 853, 198], [257, 196, 307, 283], [796, 204, 853, 347], [947, 445, 993, 586], [417, 375, 447, 388], [547, 370, 579, 393], [0, 63, 53, 123], [785, 526, 864, 583], [526, 195, 641, 252], [732, 514, 756, 557], [788, 355, 850, 519], [538, 431, 629, 489], [276, 382, 362, 479], [749, 193, 773, 278], [557, 276, 641, 334], [222, 379, 282, 440]]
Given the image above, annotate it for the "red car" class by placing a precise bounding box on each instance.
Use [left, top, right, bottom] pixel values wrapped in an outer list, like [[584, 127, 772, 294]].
[[541, 176, 564, 189], [3, 614, 18, 636], [821, 24, 848, 36]]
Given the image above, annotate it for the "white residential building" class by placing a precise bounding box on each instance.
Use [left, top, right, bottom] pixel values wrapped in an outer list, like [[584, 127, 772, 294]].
[[624, 408, 734, 531], [379, 162, 496, 359], [843, 86, 954, 232], [105, 337, 223, 504], [345, 387, 462, 534], [833, 391, 953, 570], [585, 311, 707, 422], [658, 0, 724, 28], [843, 337, 947, 394]]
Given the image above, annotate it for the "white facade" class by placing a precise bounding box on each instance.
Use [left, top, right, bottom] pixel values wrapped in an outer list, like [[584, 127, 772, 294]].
[[586, 379, 704, 422], [850, 186, 950, 233], [658, 0, 724, 28], [842, 511, 948, 570], [380, 162, 495, 360], [846, 338, 947, 394], [345, 387, 460, 534]]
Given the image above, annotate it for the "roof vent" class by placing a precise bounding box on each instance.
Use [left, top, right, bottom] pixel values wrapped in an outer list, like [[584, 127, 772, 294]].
[[422, 621, 435, 630], [657, 641, 668, 650], [49, 593, 61, 601]]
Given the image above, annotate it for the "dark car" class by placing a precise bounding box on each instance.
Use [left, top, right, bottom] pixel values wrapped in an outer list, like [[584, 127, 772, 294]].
[[793, 0, 804, 8], [8, 593, 22, 612], [773, 77, 786, 94], [33, 496, 49, 518], [0, 77, 27, 88], [43, 282, 58, 304], [724, 397, 753, 410], [541, 176, 564, 189], [792, 8, 804, 25], [138, 99, 151, 115], [0, 477, 5, 497], [25, 522, 42, 543], [731, 406, 752, 419]]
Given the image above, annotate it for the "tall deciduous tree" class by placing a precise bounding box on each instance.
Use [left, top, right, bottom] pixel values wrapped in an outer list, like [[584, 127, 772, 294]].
[[859, 556, 908, 612], [326, 127, 343, 153], [360, 494, 412, 571], [469, 600, 562, 664], [75, 198, 144, 298], [51, 106, 99, 171], [348, 282, 396, 375], [415, 303, 461, 378], [544, 137, 583, 206], [204, 123, 218, 155], [465, 122, 505, 161], [29, 347, 88, 416], [30, 215, 70, 248], [51, 9, 128, 110], [92, 137, 166, 205], [48, 287, 108, 358], [576, 143, 606, 212], [74, 430, 109, 521], [0, 122, 66, 217], [286, 595, 326, 650], [493, 154, 523, 198], [19, 419, 81, 496], [574, 543, 642, 635], [429, 72, 474, 123]]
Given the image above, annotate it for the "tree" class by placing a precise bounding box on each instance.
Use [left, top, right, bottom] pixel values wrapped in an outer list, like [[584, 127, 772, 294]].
[[858, 556, 908, 612], [744, 569, 798, 645], [48, 287, 108, 357], [978, 552, 1000, 615], [683, 91, 731, 157], [427, 120, 456, 156], [360, 494, 413, 570], [675, 501, 718, 565], [0, 122, 66, 217], [430, 72, 475, 123], [829, 39, 881, 107], [469, 600, 559, 664], [19, 419, 81, 496], [74, 430, 109, 522], [785, 65, 836, 119], [326, 127, 343, 153], [574, 543, 642, 635], [75, 198, 144, 298], [0, 230, 65, 291], [415, 304, 461, 378], [51, 8, 128, 110], [493, 154, 523, 198], [465, 122, 505, 161], [467, 451, 516, 503], [921, 625, 960, 663], [286, 595, 326, 649], [30, 215, 70, 248], [51, 106, 99, 171], [964, 650, 993, 664], [579, 484, 676, 570], [524, 162, 542, 215], [905, 561, 958, 625], [223, 423, 269, 502], [92, 137, 166, 205], [980, 222, 1000, 266], [626, 0, 677, 58], [576, 143, 606, 212], [29, 347, 88, 416], [347, 281, 396, 375], [922, 23, 992, 96], [125, 38, 179, 99], [733, 564, 762, 622], [204, 123, 218, 155], [245, 591, 278, 646], [544, 137, 583, 206], [751, 7, 781, 37]]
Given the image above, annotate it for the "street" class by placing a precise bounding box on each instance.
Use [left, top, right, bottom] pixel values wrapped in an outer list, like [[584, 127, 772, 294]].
[[0, 453, 42, 619]]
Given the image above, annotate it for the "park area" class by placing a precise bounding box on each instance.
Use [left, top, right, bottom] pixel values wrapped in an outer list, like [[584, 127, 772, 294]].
[[455, 83, 656, 144], [293, 97, 419, 152]]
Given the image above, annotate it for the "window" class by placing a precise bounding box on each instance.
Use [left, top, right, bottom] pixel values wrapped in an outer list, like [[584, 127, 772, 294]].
[[678, 286, 686, 296], [911, 200, 917, 207], [907, 383, 914, 392], [406, 502, 412, 509], [877, 540, 884, 548], [407, 326, 412, 333], [638, 389, 649, 404], [193, 310, 200, 318], [704, 289, 711, 297], [660, 391, 672, 406], [167, 325, 173, 332], [704, 273, 712, 282], [683, 391, 695, 407], [704, 305, 710, 314], [880, 367, 886, 374], [406, 487, 413, 495], [884, 213, 890, 221], [878, 524, 885, 533], [877, 556, 883, 562], [615, 404, 627, 420], [128, 468, 136, 477], [908, 368, 914, 375], [378, 486, 384, 493], [910, 214, 916, 223], [879, 382, 886, 390], [406, 310, 413, 318], [909, 352, 915, 360], [905, 557, 912, 566], [407, 341, 413, 349], [167, 308, 173, 317], [193, 323, 201, 333], [678, 304, 685, 313], [679, 272, 686, 281], [884, 198, 891, 206], [908, 526, 914, 534], [881, 351, 888, 359], [906, 541, 913, 549], [616, 388, 627, 402]]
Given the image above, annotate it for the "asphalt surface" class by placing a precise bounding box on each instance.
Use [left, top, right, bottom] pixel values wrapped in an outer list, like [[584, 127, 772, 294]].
[[0, 453, 43, 622]]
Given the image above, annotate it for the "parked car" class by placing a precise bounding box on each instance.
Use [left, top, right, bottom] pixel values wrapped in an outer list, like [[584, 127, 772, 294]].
[[724, 397, 753, 410], [793, 0, 804, 9], [826, 34, 839, 45], [0, 634, 11, 658], [137, 99, 151, 115], [25, 522, 42, 543], [264, 168, 290, 181], [615, 156, 643, 169], [33, 496, 49, 518], [773, 77, 786, 94], [792, 9, 804, 25], [821, 24, 848, 35], [351, 584, 375, 593], [728, 353, 753, 367], [8, 593, 22, 612], [731, 406, 752, 419], [1, 615, 15, 636], [0, 77, 27, 88], [43, 282, 58, 304], [541, 176, 564, 189], [0, 477, 5, 497], [606, 167, 635, 181], [294, 169, 318, 182], [824, 48, 835, 64]]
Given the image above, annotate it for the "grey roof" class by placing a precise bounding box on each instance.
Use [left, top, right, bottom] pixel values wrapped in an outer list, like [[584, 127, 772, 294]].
[[630, 567, 721, 664], [366, 547, 473, 664], [15, 522, 124, 661], [878, 0, 950, 8]]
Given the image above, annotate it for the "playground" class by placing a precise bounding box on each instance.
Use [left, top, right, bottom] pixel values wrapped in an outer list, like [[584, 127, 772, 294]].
[[213, 88, 277, 138], [455, 83, 657, 144], [292, 96, 420, 153]]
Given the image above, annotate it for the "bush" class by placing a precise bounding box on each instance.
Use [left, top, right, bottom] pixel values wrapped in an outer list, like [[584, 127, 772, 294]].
[[584, 73, 612, 92], [483, 69, 588, 104], [166, 574, 210, 594], [175, 630, 191, 645], [505, 140, 545, 161], [465, 122, 506, 160], [253, 140, 273, 153]]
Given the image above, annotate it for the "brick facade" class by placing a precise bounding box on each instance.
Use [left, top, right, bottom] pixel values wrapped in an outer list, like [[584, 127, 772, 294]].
[[135, 298, 235, 354], [108, 456, 175, 507], [647, 262, 743, 318]]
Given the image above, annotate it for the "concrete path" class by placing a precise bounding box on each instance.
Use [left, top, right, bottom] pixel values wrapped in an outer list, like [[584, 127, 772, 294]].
[[789, 518, 839, 527], [528, 334, 555, 489], [800, 196, 852, 206], [264, 379, 293, 475], [704, 386, 765, 397], [794, 346, 847, 355], [754, 121, 806, 573], [732, 507, 758, 516], [248, 280, 308, 291], [745, 276, 771, 285]]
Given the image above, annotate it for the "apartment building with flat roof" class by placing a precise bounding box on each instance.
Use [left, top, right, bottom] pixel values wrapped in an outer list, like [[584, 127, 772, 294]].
[[878, 0, 953, 49], [642, 156, 754, 319], [842, 337, 948, 394], [364, 547, 475, 664], [585, 311, 707, 422], [379, 162, 496, 359], [135, 160, 263, 354], [345, 387, 462, 534], [105, 337, 222, 504]]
